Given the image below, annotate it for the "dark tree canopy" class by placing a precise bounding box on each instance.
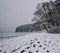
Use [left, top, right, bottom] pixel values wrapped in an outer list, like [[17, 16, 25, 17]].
[[32, 0, 60, 32], [15, 24, 33, 32]]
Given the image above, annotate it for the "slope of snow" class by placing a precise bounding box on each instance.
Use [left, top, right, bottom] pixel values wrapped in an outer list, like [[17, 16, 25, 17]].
[[0, 33, 60, 53]]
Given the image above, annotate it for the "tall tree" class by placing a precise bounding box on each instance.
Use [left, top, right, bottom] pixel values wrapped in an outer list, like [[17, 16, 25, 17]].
[[32, 0, 60, 32]]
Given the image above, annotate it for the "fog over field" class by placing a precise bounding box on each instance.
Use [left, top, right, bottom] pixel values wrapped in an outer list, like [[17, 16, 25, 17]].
[[0, 0, 55, 33]]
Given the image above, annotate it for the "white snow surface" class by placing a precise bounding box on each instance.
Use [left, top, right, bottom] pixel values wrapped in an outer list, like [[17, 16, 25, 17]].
[[0, 33, 60, 53]]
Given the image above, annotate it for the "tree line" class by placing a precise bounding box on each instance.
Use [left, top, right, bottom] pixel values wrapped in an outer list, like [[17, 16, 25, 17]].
[[16, 0, 60, 33]]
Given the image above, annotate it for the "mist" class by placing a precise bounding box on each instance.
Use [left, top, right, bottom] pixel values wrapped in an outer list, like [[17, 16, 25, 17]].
[[0, 0, 55, 33]]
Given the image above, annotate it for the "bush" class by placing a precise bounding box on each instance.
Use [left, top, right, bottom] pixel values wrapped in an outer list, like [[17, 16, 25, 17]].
[[48, 26, 60, 34]]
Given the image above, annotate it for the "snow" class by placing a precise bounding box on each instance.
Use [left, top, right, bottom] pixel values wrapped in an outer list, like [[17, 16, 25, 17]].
[[0, 33, 60, 53]]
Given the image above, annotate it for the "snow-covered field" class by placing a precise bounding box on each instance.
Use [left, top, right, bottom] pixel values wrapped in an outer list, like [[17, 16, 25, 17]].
[[0, 33, 60, 53]]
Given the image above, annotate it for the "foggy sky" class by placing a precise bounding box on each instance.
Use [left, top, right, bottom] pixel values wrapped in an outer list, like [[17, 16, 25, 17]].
[[0, 0, 55, 33]]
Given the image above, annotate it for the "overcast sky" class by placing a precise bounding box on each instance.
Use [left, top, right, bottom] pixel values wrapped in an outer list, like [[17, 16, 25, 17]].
[[0, 0, 55, 33]]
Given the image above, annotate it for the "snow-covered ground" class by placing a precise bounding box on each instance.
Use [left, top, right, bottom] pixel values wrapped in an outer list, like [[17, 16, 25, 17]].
[[0, 33, 60, 53]]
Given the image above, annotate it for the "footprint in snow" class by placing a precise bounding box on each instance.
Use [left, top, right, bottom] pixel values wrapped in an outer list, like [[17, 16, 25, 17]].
[[20, 37, 60, 53]]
